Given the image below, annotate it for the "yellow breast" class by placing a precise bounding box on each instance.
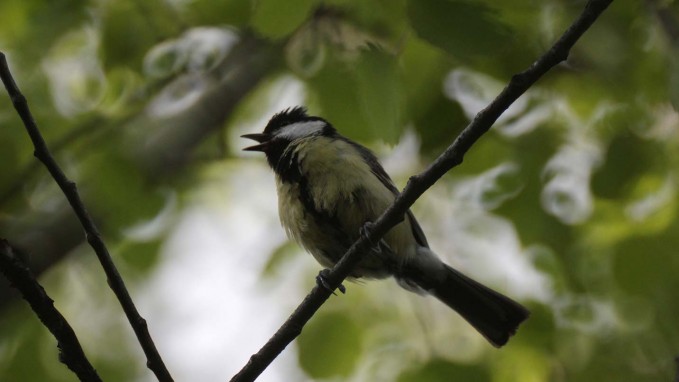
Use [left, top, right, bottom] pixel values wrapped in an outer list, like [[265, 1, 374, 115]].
[[275, 136, 417, 273]]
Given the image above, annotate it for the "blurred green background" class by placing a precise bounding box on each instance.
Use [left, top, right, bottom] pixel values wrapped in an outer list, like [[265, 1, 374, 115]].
[[1, 0, 678, 381]]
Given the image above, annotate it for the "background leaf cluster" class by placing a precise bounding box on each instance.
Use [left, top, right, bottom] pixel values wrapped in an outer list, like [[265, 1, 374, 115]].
[[1, 0, 678, 381]]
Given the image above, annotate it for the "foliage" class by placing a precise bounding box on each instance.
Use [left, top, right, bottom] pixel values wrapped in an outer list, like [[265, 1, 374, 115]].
[[1, 0, 678, 381]]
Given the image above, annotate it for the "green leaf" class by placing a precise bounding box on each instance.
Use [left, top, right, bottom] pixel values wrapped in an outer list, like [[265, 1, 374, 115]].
[[591, 134, 658, 199], [399, 359, 490, 382], [118, 239, 162, 273], [613, 234, 678, 295], [184, 0, 252, 27], [407, 0, 512, 60], [83, 150, 164, 233], [354, 48, 403, 144], [401, 38, 450, 119], [669, 47, 679, 112], [493, 346, 552, 382], [308, 49, 404, 144], [100, 0, 178, 70], [297, 312, 363, 378], [261, 241, 298, 277], [308, 60, 364, 139], [285, 24, 327, 77], [412, 94, 467, 156], [251, 0, 315, 39], [0, 0, 88, 65]]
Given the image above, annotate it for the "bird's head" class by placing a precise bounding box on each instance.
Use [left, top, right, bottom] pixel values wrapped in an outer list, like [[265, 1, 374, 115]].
[[242, 106, 334, 169]]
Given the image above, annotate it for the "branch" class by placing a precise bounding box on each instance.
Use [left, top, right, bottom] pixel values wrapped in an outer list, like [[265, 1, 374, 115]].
[[0, 36, 278, 314], [0, 53, 174, 382], [0, 239, 101, 382], [230, 0, 614, 381]]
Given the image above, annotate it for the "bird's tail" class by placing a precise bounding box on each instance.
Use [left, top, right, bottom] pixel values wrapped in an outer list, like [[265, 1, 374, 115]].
[[398, 249, 530, 347]]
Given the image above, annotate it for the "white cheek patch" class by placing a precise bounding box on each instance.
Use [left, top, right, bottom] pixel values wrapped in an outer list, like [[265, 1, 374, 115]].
[[278, 120, 325, 140]]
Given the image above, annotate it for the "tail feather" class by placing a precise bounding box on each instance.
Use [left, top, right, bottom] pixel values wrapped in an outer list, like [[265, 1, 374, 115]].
[[399, 257, 529, 347]]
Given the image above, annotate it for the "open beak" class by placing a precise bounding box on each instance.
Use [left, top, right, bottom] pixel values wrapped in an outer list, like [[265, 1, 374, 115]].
[[241, 133, 270, 152]]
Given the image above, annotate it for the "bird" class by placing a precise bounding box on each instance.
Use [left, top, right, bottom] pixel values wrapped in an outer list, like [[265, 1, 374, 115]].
[[242, 106, 529, 347]]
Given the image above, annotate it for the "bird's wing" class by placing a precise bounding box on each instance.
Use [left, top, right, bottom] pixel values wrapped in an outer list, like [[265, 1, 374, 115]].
[[345, 138, 430, 248]]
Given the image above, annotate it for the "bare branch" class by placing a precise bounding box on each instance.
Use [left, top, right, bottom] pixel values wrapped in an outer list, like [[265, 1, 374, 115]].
[[0, 52, 174, 382], [0, 35, 278, 313], [0, 239, 101, 382], [230, 0, 614, 381]]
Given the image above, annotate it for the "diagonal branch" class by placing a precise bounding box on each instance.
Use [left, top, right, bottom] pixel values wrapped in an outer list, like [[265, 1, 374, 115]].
[[230, 0, 614, 381], [0, 239, 101, 382], [0, 53, 174, 382]]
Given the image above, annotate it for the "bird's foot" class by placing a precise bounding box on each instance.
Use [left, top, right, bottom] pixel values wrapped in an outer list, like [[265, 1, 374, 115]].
[[316, 269, 346, 295], [360, 221, 381, 253]]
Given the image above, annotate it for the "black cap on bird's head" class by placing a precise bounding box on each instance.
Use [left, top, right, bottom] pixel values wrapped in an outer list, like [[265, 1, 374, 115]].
[[241, 106, 336, 173], [241, 106, 333, 153], [263, 106, 313, 134]]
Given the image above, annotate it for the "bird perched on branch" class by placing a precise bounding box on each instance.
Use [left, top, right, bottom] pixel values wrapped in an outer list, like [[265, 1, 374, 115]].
[[242, 107, 529, 347]]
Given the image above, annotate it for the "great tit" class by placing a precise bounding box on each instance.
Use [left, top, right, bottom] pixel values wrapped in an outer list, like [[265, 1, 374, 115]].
[[242, 107, 529, 347]]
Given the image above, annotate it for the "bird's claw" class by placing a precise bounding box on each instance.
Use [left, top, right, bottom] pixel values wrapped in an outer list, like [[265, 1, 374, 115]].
[[316, 269, 346, 295], [360, 221, 382, 253]]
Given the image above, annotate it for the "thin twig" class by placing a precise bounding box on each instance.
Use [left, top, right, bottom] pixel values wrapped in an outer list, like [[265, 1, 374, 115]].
[[230, 0, 614, 381], [0, 37, 277, 316], [0, 239, 101, 382], [0, 52, 174, 382]]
